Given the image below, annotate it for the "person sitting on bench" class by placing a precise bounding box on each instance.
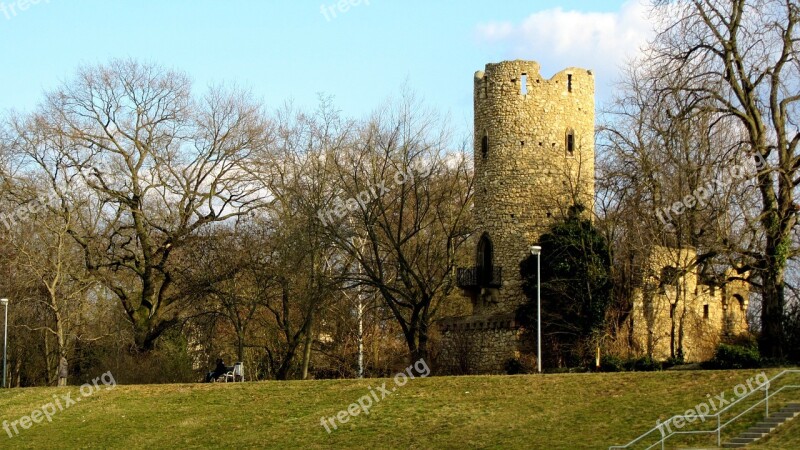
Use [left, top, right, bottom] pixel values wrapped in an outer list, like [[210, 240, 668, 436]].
[[206, 358, 229, 382]]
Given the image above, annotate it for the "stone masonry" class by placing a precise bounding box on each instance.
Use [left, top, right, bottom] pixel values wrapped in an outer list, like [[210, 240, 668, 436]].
[[439, 60, 595, 374], [629, 245, 749, 362]]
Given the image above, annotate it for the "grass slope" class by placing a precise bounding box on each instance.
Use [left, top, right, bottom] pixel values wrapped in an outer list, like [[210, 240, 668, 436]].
[[750, 411, 800, 449], [1, 370, 798, 449]]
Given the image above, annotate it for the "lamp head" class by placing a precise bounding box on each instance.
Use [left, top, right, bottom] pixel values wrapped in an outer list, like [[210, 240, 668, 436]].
[[530, 245, 542, 256], [0, 298, 7, 306]]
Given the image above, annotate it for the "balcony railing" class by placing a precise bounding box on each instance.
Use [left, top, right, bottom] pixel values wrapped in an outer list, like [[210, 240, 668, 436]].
[[456, 266, 502, 289]]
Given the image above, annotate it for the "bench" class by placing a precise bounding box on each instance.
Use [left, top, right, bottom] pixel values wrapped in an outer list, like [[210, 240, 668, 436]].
[[219, 362, 245, 382]]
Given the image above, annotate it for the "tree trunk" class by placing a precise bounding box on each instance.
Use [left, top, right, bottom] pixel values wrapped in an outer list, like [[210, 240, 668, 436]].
[[275, 345, 298, 380], [760, 258, 786, 358], [131, 311, 175, 352], [300, 329, 313, 380], [406, 321, 429, 371], [236, 334, 245, 363]]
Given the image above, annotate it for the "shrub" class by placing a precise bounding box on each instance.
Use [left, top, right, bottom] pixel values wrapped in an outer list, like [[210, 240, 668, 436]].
[[663, 355, 685, 369], [627, 356, 662, 372], [710, 343, 761, 369], [598, 355, 625, 372], [504, 358, 525, 375]]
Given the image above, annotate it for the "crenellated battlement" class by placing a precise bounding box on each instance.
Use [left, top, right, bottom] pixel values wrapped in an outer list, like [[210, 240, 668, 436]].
[[474, 60, 593, 103]]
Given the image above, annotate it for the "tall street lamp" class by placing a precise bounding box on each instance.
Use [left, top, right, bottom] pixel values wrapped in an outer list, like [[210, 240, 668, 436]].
[[529, 246, 542, 373], [347, 217, 365, 379], [1, 298, 8, 388]]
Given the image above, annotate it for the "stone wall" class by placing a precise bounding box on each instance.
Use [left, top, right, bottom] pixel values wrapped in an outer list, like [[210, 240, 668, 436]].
[[629, 246, 750, 361], [438, 314, 523, 374]]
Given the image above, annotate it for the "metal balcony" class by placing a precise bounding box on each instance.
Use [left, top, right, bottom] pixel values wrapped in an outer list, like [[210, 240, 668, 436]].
[[456, 266, 502, 289]]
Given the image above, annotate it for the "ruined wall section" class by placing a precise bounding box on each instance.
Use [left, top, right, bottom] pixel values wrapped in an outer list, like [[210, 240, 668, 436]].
[[629, 246, 751, 362]]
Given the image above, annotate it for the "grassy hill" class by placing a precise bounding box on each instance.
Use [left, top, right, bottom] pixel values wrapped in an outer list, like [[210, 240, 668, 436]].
[[1, 369, 798, 449]]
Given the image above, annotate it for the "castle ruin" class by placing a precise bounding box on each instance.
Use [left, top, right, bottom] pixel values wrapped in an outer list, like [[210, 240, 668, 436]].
[[628, 245, 750, 362], [438, 60, 749, 374]]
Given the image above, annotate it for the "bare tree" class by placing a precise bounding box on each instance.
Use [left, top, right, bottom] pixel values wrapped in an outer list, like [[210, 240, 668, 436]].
[[325, 92, 474, 365], [646, 0, 800, 357], [600, 56, 757, 359], [9, 59, 270, 351], [9, 197, 97, 383]]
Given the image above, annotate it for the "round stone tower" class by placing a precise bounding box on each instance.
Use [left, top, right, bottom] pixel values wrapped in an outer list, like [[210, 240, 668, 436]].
[[441, 60, 596, 374], [469, 60, 595, 316]]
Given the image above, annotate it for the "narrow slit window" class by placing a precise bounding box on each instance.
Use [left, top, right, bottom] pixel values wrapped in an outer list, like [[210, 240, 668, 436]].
[[704, 305, 710, 319], [567, 74, 573, 92], [520, 74, 528, 95], [481, 134, 489, 158], [566, 129, 575, 155]]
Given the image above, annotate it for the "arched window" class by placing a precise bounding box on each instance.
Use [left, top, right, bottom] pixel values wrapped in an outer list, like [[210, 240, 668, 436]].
[[733, 294, 745, 311], [476, 233, 494, 285], [481, 133, 489, 159], [565, 128, 575, 156]]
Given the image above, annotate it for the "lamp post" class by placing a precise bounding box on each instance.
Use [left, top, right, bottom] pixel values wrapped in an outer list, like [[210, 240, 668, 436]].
[[347, 217, 365, 379], [1, 298, 8, 388], [529, 246, 542, 373]]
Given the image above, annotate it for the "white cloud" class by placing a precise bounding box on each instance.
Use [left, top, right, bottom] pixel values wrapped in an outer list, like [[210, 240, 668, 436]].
[[475, 0, 655, 102]]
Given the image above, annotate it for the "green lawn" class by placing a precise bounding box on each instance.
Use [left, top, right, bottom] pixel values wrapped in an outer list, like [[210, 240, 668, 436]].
[[1, 369, 798, 449]]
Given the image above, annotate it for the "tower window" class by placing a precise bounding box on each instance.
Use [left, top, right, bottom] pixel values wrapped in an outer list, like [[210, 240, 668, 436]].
[[481, 134, 488, 158], [476, 233, 494, 286], [566, 129, 575, 156], [568, 74, 573, 92], [520, 73, 528, 95], [704, 305, 709, 319]]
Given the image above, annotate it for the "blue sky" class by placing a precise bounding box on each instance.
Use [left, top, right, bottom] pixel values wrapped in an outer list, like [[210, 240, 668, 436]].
[[0, 0, 654, 134]]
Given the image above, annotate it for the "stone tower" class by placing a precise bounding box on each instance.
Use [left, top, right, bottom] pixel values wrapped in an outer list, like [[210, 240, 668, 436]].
[[439, 60, 595, 374], [471, 60, 595, 314]]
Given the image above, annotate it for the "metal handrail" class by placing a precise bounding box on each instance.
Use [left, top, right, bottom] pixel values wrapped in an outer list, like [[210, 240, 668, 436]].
[[609, 369, 800, 449], [639, 385, 800, 450]]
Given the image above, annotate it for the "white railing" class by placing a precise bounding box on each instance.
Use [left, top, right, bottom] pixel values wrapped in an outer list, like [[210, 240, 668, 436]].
[[609, 369, 800, 449]]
